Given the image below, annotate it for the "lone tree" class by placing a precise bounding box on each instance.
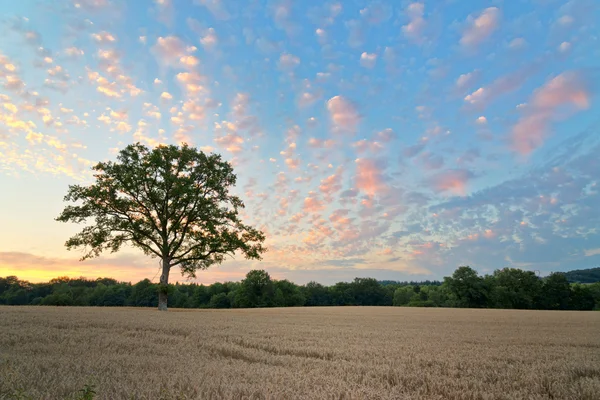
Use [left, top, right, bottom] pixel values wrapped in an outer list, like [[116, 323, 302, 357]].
[[56, 143, 266, 311]]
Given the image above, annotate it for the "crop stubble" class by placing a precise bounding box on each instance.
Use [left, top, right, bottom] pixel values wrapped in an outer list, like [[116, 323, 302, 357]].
[[1, 306, 599, 399]]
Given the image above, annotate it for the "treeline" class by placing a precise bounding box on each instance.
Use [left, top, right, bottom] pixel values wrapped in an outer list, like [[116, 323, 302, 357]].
[[1, 266, 599, 310], [564, 267, 600, 284]]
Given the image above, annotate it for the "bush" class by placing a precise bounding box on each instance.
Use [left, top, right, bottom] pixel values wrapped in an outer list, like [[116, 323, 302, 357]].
[[41, 293, 73, 306], [209, 293, 231, 309]]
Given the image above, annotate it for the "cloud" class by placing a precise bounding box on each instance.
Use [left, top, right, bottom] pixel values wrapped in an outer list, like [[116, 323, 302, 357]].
[[200, 27, 218, 49], [154, 0, 174, 25], [278, 53, 300, 69], [182, 99, 204, 121], [508, 37, 526, 50], [74, 0, 111, 11], [319, 167, 343, 200], [152, 36, 198, 69], [176, 71, 206, 96], [455, 70, 481, 94], [403, 142, 426, 158], [510, 71, 592, 155], [308, 138, 335, 148], [359, 2, 392, 24], [584, 248, 600, 257], [359, 52, 377, 68], [91, 31, 117, 43], [326, 96, 360, 132], [355, 158, 387, 197], [214, 121, 244, 153], [352, 139, 383, 154], [464, 62, 540, 110], [460, 7, 501, 48], [303, 193, 325, 214], [64, 47, 84, 57], [419, 152, 444, 170], [345, 19, 364, 47], [430, 169, 474, 195], [298, 91, 321, 108], [558, 41, 571, 53], [402, 2, 426, 42], [195, 0, 231, 20], [375, 128, 396, 142], [271, 0, 300, 37]]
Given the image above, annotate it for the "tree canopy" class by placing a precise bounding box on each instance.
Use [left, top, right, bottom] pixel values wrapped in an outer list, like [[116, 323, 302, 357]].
[[56, 143, 266, 310]]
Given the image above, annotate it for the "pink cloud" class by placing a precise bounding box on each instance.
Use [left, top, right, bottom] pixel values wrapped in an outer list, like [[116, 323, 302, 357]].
[[303, 193, 325, 214], [326, 96, 361, 132], [352, 139, 384, 154], [510, 71, 591, 155], [319, 167, 343, 200], [298, 91, 321, 108], [464, 63, 540, 110], [460, 7, 501, 48], [278, 53, 300, 70], [402, 2, 426, 42], [455, 69, 481, 94], [355, 158, 386, 197], [196, 0, 231, 21], [285, 157, 300, 169], [375, 128, 396, 142], [176, 71, 206, 96], [91, 31, 117, 43], [308, 138, 335, 148], [329, 209, 353, 230], [430, 169, 474, 196], [152, 36, 197, 70], [359, 52, 377, 68]]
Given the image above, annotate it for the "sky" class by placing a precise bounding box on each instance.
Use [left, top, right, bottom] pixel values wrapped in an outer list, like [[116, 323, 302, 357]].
[[0, 0, 599, 285]]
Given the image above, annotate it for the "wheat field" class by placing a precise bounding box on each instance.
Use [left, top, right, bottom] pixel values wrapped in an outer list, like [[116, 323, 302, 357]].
[[1, 307, 599, 400]]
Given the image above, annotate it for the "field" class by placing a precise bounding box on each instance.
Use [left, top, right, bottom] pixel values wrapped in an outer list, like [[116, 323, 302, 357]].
[[1, 307, 599, 400]]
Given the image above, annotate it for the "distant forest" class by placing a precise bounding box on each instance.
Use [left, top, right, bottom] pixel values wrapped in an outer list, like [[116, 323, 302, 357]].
[[1, 266, 599, 311], [564, 267, 600, 284]]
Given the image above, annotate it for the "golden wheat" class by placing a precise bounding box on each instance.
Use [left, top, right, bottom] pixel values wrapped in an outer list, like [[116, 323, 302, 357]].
[[1, 306, 599, 399]]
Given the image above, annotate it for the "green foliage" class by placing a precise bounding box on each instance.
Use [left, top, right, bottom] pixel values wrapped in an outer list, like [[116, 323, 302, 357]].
[[563, 267, 600, 284], [209, 293, 230, 309], [75, 384, 96, 400], [489, 268, 542, 309], [1, 267, 600, 311], [393, 286, 414, 306], [4, 388, 33, 400], [444, 266, 489, 308], [236, 270, 274, 308], [540, 273, 571, 310]]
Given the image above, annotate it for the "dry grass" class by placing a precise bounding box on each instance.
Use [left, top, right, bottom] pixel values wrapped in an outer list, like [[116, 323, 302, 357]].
[[1, 307, 599, 400]]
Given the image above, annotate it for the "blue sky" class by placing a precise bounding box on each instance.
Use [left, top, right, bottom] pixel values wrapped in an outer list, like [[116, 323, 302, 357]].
[[0, 0, 599, 284]]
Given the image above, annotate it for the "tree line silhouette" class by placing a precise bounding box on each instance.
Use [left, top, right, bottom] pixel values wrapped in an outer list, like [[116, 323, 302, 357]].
[[1, 266, 599, 310]]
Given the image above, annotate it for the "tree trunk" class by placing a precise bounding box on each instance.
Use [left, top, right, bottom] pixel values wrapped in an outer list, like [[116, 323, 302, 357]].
[[158, 257, 170, 311]]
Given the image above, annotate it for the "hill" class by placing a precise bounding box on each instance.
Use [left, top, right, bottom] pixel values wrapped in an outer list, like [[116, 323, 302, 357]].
[[564, 267, 600, 284]]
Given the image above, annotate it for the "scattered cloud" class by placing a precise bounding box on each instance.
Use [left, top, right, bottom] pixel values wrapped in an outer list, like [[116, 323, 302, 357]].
[[326, 96, 360, 132], [430, 169, 474, 196], [355, 158, 387, 197], [359, 52, 377, 68], [402, 2, 426, 43], [510, 71, 592, 155], [460, 7, 501, 48], [278, 53, 300, 70], [152, 36, 198, 70]]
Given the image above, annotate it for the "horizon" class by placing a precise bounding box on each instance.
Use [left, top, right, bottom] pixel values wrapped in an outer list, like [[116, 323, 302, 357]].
[[1, 0, 600, 286]]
